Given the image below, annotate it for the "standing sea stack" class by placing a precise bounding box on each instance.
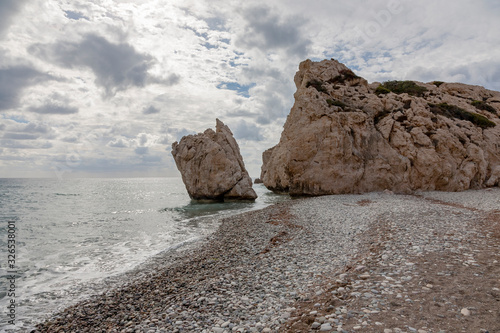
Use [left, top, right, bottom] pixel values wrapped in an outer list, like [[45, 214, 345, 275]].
[[172, 119, 257, 201], [261, 59, 500, 195]]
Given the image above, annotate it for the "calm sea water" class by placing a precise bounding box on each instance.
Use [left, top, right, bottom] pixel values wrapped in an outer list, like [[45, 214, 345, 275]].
[[0, 177, 287, 331]]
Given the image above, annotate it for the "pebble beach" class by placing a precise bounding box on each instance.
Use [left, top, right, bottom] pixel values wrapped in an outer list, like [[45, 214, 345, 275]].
[[32, 189, 500, 333]]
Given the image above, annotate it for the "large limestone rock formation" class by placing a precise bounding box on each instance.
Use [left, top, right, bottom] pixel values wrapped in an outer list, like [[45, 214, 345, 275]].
[[172, 119, 257, 201], [261, 59, 500, 195]]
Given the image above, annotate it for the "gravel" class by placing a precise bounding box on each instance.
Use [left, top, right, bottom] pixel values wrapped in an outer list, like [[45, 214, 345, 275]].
[[30, 189, 500, 333]]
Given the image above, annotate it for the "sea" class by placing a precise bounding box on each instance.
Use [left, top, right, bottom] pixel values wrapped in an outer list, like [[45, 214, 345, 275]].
[[0, 177, 288, 331]]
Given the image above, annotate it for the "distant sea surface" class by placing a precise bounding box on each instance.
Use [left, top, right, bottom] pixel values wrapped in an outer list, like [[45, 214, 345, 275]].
[[0, 177, 287, 331]]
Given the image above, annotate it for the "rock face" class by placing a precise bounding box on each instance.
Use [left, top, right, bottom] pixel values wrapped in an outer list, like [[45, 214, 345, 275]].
[[261, 59, 500, 195], [172, 119, 257, 201]]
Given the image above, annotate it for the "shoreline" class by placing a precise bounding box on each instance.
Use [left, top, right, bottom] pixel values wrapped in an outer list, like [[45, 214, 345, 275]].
[[30, 189, 500, 333]]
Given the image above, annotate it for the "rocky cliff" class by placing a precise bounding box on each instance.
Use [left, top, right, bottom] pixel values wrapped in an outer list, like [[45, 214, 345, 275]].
[[261, 59, 500, 195], [172, 119, 257, 201]]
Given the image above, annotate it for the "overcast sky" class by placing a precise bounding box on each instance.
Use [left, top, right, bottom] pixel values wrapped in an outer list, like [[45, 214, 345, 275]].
[[1, 0, 500, 178]]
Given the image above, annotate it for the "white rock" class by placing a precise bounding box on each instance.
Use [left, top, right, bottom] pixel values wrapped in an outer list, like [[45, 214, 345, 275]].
[[261, 59, 500, 195], [172, 119, 257, 201], [461, 308, 471, 316]]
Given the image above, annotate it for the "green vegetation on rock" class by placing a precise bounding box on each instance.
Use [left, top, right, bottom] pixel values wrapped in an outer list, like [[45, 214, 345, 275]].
[[327, 69, 361, 85], [306, 79, 327, 93], [377, 80, 428, 97], [432, 81, 444, 87], [429, 103, 496, 129], [472, 100, 497, 114], [375, 86, 391, 95]]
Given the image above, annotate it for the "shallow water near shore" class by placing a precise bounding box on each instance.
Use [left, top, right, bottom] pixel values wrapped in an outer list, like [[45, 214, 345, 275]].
[[0, 177, 287, 331]]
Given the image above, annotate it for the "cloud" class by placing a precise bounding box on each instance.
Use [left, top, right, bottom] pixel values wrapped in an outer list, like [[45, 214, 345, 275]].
[[138, 133, 148, 146], [21, 122, 52, 133], [3, 132, 39, 140], [0, 139, 52, 149], [0, 0, 27, 37], [235, 5, 311, 57], [0, 65, 53, 111], [28, 34, 178, 96], [141, 154, 162, 163], [28, 103, 79, 115], [233, 120, 263, 141], [108, 138, 128, 148], [143, 105, 160, 114], [135, 146, 149, 155]]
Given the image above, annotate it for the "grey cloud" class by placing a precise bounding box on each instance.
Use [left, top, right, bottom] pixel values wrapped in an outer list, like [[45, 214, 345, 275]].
[[135, 146, 149, 155], [0, 65, 53, 111], [3, 132, 39, 140], [138, 133, 148, 146], [143, 105, 160, 114], [150, 73, 181, 86], [236, 6, 311, 57], [0, 124, 5, 131], [62, 136, 78, 143], [29, 34, 178, 96], [108, 138, 128, 148], [141, 154, 162, 163], [22, 122, 52, 133], [226, 108, 259, 118], [233, 120, 263, 141], [28, 103, 78, 115], [0, 0, 28, 37], [0, 139, 52, 149]]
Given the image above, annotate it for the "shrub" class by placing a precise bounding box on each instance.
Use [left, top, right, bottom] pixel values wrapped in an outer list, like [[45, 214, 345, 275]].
[[471, 100, 497, 114], [432, 81, 444, 87], [429, 103, 496, 129], [306, 79, 327, 93], [326, 99, 346, 109], [375, 85, 391, 95], [379, 80, 428, 97], [327, 69, 360, 85]]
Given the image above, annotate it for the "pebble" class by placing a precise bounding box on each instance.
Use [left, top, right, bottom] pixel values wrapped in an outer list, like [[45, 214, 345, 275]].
[[32, 190, 500, 333], [320, 322, 333, 331]]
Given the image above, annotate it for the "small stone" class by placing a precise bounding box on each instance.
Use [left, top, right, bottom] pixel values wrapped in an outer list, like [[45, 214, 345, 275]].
[[320, 323, 333, 331], [311, 322, 321, 329], [262, 328, 271, 333], [384, 329, 393, 333], [461, 308, 471, 316]]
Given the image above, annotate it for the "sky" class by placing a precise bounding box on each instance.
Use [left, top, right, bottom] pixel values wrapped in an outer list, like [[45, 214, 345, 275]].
[[1, 0, 500, 178]]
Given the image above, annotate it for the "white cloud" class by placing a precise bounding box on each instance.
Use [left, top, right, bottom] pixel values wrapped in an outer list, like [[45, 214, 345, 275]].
[[1, 0, 500, 178]]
